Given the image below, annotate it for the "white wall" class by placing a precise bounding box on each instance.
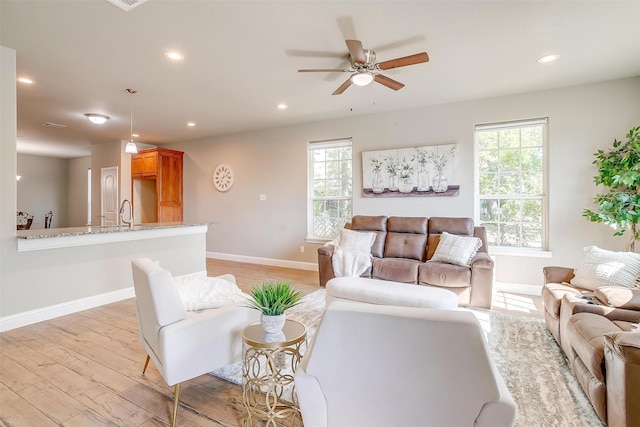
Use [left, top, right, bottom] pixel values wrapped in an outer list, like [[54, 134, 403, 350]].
[[17, 154, 68, 228], [168, 76, 640, 286], [67, 156, 91, 226]]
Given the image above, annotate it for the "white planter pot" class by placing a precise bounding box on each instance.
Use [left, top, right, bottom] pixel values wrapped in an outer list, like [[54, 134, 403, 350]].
[[261, 313, 286, 334]]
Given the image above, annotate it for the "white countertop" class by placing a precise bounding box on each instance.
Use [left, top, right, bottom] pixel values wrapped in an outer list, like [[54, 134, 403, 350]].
[[16, 222, 210, 251]]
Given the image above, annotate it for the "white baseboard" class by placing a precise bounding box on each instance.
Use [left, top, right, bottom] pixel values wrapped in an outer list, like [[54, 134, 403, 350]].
[[495, 281, 542, 296], [207, 252, 318, 272], [0, 287, 135, 332]]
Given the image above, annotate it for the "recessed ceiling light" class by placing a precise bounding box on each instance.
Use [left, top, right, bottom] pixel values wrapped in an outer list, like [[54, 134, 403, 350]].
[[165, 51, 184, 61], [18, 77, 34, 84], [277, 103, 288, 110], [132, 133, 139, 138], [187, 122, 196, 127], [537, 54, 560, 64]]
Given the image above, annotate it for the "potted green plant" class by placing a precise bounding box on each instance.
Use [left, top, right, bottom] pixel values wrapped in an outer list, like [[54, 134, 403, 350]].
[[246, 279, 303, 334], [583, 125, 640, 251]]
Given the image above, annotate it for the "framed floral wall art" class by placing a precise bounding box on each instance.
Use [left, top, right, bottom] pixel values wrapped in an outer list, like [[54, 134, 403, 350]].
[[362, 143, 460, 197]]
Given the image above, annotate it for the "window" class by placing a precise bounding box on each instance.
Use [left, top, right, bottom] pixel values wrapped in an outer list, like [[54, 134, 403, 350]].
[[475, 118, 547, 250], [307, 138, 352, 240]]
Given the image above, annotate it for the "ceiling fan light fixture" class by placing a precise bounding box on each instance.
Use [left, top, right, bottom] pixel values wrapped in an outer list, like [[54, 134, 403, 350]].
[[85, 113, 110, 125], [351, 72, 374, 87]]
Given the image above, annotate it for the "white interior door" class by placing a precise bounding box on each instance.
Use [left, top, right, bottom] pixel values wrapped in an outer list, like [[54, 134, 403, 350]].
[[101, 166, 118, 226]]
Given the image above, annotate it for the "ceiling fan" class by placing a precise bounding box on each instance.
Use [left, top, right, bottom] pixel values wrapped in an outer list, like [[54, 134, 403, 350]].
[[298, 39, 429, 95]]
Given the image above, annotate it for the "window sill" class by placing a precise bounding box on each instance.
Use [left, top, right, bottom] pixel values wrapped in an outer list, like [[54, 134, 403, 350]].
[[305, 237, 333, 245], [489, 247, 552, 258]]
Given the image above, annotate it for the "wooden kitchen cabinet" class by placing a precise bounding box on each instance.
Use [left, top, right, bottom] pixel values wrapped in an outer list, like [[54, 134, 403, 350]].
[[131, 151, 159, 178], [131, 148, 183, 223]]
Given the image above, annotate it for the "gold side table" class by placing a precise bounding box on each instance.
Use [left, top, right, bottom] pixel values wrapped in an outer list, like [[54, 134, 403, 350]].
[[241, 319, 306, 427]]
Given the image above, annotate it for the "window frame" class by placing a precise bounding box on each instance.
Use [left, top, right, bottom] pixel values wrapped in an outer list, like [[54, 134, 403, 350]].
[[306, 138, 353, 242], [474, 118, 549, 252]]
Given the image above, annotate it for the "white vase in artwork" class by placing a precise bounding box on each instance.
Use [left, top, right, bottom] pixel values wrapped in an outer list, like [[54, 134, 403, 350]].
[[432, 170, 448, 193], [372, 169, 384, 193], [388, 174, 399, 192], [399, 178, 413, 193], [417, 164, 430, 192], [261, 313, 286, 334]]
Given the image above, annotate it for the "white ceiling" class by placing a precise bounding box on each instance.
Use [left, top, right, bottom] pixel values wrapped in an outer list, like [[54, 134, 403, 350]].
[[2, 0, 639, 158]]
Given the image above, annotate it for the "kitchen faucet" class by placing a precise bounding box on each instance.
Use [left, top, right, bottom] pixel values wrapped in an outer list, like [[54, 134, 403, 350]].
[[119, 199, 134, 228]]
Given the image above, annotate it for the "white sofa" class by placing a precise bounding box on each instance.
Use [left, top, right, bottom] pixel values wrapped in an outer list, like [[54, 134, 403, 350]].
[[294, 301, 516, 427]]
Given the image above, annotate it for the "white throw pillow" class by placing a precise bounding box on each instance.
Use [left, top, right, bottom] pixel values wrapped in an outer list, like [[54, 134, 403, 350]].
[[430, 232, 482, 267], [336, 228, 376, 253], [570, 246, 640, 291]]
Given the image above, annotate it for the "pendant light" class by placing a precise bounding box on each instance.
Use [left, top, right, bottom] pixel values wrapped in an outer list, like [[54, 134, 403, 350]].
[[125, 88, 138, 154]]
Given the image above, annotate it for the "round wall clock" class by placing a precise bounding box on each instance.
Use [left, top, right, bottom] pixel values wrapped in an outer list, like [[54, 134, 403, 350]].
[[213, 164, 234, 192]]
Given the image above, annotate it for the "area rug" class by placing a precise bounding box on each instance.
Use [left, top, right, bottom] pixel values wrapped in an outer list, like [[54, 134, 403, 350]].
[[212, 289, 603, 427]]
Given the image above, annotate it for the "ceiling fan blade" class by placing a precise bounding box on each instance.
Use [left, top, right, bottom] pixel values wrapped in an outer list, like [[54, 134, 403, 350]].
[[332, 78, 352, 95], [377, 52, 429, 70], [374, 74, 405, 91], [345, 39, 366, 64], [298, 68, 351, 73]]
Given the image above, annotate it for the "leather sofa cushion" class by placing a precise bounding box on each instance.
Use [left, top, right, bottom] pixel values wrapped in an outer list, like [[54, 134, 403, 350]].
[[385, 232, 428, 261], [384, 217, 428, 261], [387, 216, 428, 234], [372, 258, 420, 283], [418, 261, 471, 288], [352, 215, 387, 258], [566, 312, 623, 382], [428, 217, 474, 235], [595, 286, 640, 310]]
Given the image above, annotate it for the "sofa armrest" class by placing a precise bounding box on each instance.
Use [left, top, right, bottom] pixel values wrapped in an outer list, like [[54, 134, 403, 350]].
[[604, 330, 640, 427], [470, 252, 494, 309], [595, 286, 640, 311], [543, 266, 575, 284], [470, 251, 493, 269], [318, 245, 336, 287]]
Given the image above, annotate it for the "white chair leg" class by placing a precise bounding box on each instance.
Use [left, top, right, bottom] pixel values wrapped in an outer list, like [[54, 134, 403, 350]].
[[142, 354, 151, 375], [171, 383, 181, 427]]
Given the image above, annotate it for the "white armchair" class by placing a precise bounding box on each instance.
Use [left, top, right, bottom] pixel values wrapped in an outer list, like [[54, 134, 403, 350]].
[[131, 258, 258, 427], [294, 301, 516, 427]]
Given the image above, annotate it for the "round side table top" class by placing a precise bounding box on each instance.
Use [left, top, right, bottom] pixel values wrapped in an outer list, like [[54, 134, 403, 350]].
[[242, 319, 306, 349]]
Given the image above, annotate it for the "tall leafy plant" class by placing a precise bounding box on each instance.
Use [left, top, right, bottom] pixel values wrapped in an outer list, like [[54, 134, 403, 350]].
[[583, 125, 640, 251]]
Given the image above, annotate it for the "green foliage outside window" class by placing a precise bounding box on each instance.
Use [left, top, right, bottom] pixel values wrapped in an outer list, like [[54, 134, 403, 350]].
[[583, 125, 640, 251], [311, 144, 352, 238], [478, 125, 544, 248]]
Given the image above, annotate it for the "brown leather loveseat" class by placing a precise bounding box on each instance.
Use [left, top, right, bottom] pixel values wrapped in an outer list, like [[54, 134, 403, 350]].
[[543, 267, 640, 426], [318, 215, 494, 308]]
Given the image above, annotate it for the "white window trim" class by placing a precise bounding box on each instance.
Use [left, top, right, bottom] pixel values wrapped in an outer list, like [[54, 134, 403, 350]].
[[473, 117, 549, 251], [306, 137, 353, 241]]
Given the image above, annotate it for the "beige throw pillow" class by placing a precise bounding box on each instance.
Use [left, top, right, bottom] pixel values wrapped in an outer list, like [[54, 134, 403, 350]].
[[431, 232, 482, 267], [570, 246, 640, 291]]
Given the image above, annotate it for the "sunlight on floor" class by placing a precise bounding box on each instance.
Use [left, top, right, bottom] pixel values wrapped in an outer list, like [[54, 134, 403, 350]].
[[492, 292, 539, 314]]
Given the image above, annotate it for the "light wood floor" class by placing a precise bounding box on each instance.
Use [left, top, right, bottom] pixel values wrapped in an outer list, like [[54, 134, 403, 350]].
[[0, 259, 543, 426]]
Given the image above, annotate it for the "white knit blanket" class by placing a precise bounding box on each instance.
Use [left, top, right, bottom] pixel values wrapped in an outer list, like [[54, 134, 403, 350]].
[[331, 247, 372, 277], [174, 273, 247, 311]]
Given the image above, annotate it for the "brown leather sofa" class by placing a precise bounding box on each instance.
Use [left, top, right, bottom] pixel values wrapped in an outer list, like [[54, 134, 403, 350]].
[[542, 267, 640, 426], [317, 215, 494, 309]]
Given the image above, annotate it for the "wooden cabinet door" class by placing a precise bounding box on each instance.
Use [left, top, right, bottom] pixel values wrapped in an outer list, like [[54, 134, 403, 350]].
[[157, 151, 183, 222], [131, 155, 143, 178], [141, 152, 158, 177]]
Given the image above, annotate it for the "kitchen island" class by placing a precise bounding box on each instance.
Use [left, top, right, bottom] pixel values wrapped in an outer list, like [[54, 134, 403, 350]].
[[3, 223, 209, 331]]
